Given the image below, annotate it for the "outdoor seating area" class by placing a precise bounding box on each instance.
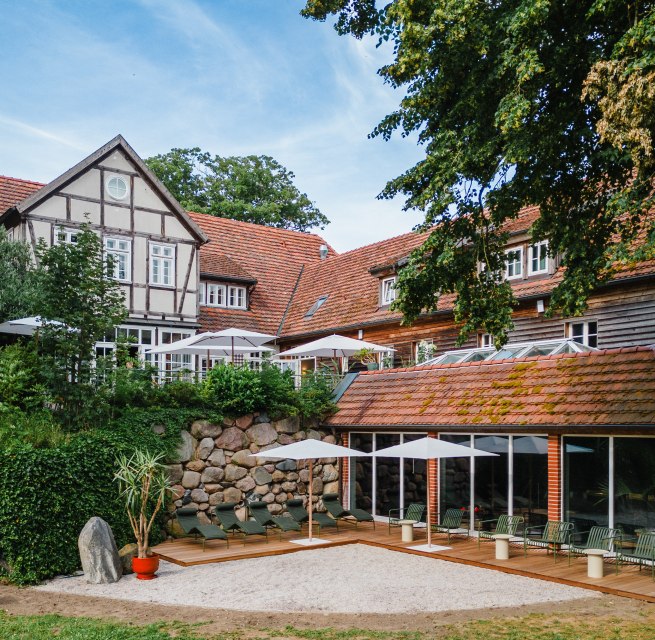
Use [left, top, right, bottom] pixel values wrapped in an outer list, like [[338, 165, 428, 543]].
[[154, 510, 655, 602]]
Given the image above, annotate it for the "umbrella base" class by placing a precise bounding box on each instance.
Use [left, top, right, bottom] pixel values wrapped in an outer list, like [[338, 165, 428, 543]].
[[290, 538, 332, 546], [408, 543, 451, 553]]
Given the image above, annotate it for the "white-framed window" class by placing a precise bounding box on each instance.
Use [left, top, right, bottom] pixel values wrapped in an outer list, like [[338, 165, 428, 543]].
[[55, 227, 79, 245], [479, 333, 495, 348], [567, 320, 598, 348], [7, 227, 15, 241], [381, 276, 397, 305], [505, 247, 523, 279], [104, 237, 131, 282], [198, 282, 205, 305], [106, 175, 129, 201], [228, 286, 247, 309], [207, 283, 226, 307], [415, 339, 435, 364], [528, 241, 549, 275], [150, 243, 175, 286]]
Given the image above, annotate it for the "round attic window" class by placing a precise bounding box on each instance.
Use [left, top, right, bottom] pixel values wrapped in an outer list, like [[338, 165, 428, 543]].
[[106, 175, 128, 200]]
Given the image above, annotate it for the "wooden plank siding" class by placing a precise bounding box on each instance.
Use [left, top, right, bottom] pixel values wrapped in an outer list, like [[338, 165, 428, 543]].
[[281, 280, 655, 365]]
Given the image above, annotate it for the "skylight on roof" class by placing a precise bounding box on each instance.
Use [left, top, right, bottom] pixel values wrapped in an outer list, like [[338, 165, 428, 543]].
[[304, 295, 328, 318], [421, 338, 597, 366]]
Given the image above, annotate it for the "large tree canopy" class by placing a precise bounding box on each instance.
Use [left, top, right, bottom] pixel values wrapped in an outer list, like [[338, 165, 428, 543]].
[[146, 148, 329, 232], [303, 0, 655, 345]]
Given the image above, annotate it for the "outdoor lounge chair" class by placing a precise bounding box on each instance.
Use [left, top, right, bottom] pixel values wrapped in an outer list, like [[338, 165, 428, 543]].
[[477, 514, 524, 549], [285, 498, 339, 534], [214, 502, 268, 543], [175, 507, 229, 551], [430, 508, 468, 543], [322, 493, 375, 528], [248, 501, 301, 539], [617, 532, 655, 579], [524, 520, 573, 561], [388, 503, 425, 534], [568, 525, 619, 566]]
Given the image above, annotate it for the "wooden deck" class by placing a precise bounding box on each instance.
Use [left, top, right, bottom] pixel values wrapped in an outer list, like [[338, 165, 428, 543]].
[[152, 523, 655, 603]]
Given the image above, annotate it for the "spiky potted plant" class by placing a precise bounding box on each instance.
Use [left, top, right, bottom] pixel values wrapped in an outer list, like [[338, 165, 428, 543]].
[[114, 450, 170, 580]]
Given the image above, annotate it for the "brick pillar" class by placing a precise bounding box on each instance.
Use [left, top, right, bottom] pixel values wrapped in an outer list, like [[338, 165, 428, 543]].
[[427, 432, 438, 524], [547, 434, 562, 520], [341, 432, 350, 509]]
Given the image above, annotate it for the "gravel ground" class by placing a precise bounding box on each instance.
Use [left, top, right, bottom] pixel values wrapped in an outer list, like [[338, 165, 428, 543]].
[[35, 544, 598, 614]]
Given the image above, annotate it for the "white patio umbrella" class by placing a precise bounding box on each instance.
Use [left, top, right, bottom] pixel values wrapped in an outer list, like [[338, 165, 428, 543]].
[[276, 334, 393, 358], [251, 439, 365, 546], [0, 316, 70, 336], [145, 328, 277, 361], [373, 437, 497, 552]]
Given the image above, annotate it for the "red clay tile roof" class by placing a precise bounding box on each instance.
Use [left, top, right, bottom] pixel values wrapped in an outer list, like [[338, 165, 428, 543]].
[[327, 346, 655, 428], [201, 254, 256, 282], [188, 212, 334, 335], [0, 176, 44, 214]]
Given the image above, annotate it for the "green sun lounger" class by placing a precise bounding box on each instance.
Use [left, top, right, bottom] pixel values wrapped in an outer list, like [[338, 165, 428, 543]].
[[175, 507, 229, 551], [524, 520, 573, 561], [214, 502, 268, 543], [477, 514, 524, 549], [431, 508, 469, 543], [568, 525, 619, 566], [249, 501, 301, 539], [617, 532, 655, 579], [322, 493, 375, 528], [286, 498, 338, 534], [388, 503, 425, 534]]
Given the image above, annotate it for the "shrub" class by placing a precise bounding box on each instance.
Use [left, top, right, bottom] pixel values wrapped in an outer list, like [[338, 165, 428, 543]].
[[203, 364, 262, 416], [258, 363, 298, 419], [0, 408, 67, 450], [296, 373, 338, 419], [0, 343, 45, 411]]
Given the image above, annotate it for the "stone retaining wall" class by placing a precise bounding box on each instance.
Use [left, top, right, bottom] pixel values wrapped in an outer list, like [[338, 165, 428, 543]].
[[164, 413, 339, 536]]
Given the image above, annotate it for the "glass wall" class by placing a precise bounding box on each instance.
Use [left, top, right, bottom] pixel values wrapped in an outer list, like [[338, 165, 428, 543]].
[[614, 438, 655, 535], [439, 435, 471, 516], [474, 436, 509, 523], [375, 434, 401, 517], [350, 433, 373, 512], [403, 434, 427, 516], [512, 436, 548, 528], [564, 437, 610, 529]]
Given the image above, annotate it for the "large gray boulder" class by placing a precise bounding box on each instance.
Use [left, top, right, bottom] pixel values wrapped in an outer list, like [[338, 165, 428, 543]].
[[78, 517, 123, 584]]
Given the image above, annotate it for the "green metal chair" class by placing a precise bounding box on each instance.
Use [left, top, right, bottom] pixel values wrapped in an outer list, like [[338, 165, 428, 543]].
[[322, 493, 375, 528], [214, 502, 268, 544], [175, 507, 229, 551], [617, 532, 655, 579], [524, 520, 573, 561], [285, 498, 339, 535], [477, 514, 524, 549], [568, 525, 619, 566], [388, 503, 426, 534], [248, 501, 301, 539], [431, 508, 468, 543]]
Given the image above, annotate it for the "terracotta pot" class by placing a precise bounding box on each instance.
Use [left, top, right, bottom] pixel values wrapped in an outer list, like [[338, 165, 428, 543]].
[[132, 554, 159, 580]]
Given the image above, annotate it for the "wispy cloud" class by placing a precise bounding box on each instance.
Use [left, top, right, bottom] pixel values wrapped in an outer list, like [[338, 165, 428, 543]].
[[0, 114, 86, 151]]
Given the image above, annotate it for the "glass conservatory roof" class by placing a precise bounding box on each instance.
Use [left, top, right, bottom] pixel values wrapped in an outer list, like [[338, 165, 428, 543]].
[[421, 338, 597, 367]]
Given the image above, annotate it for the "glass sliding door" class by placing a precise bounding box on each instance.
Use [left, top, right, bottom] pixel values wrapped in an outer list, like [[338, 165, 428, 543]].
[[439, 435, 471, 518], [474, 435, 509, 523], [350, 433, 373, 512], [614, 438, 655, 535], [513, 436, 548, 528], [374, 434, 401, 517], [564, 437, 609, 530], [402, 434, 427, 519]]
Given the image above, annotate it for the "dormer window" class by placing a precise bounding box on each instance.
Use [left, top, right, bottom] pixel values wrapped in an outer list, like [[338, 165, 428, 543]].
[[529, 241, 549, 275], [228, 286, 246, 309], [505, 247, 523, 280], [305, 295, 328, 318], [381, 276, 397, 305]]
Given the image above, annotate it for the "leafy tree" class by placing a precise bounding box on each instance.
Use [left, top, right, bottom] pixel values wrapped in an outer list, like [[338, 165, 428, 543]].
[[34, 225, 127, 424], [302, 0, 655, 345], [0, 228, 39, 323], [146, 148, 329, 232]]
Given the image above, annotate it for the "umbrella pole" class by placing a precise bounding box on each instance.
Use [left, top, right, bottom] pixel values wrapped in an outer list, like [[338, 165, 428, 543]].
[[308, 458, 314, 542], [426, 460, 432, 548], [231, 336, 235, 365]]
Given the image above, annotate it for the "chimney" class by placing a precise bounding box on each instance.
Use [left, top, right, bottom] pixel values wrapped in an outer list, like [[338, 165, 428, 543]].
[[319, 244, 328, 260]]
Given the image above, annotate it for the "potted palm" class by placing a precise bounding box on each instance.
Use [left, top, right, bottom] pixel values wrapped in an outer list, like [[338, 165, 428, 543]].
[[114, 450, 170, 580], [352, 348, 379, 370]]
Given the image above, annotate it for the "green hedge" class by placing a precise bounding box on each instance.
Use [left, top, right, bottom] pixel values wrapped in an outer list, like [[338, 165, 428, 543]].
[[0, 408, 212, 586]]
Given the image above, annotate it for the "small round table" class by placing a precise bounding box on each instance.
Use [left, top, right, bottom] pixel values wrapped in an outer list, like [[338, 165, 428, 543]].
[[398, 519, 417, 543], [493, 534, 513, 560], [584, 549, 607, 578]]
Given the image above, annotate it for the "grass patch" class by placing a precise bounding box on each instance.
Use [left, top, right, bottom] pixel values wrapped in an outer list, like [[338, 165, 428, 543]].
[[0, 613, 654, 640]]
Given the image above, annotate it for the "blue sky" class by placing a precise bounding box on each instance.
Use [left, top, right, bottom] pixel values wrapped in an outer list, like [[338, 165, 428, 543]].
[[0, 0, 425, 251]]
